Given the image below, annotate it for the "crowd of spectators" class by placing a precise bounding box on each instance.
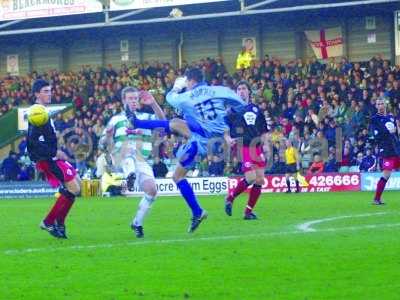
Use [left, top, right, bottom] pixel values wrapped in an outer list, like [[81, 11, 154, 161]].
[[0, 54, 400, 181]]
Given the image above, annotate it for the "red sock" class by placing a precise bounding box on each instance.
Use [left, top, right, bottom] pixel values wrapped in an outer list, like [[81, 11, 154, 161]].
[[44, 195, 69, 225], [227, 178, 249, 203], [57, 195, 75, 225], [374, 177, 388, 201], [245, 184, 262, 214]]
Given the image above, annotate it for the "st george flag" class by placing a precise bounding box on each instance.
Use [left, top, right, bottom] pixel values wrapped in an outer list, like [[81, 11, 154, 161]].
[[305, 27, 343, 59]]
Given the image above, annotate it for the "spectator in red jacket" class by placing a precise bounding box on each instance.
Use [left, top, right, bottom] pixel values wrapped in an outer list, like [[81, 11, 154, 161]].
[[307, 154, 324, 175]]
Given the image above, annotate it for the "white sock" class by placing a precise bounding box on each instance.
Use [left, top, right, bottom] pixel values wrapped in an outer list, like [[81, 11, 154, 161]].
[[133, 194, 155, 226]]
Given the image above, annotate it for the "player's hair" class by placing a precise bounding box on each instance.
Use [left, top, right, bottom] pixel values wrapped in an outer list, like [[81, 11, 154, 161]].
[[121, 86, 139, 102], [185, 67, 204, 83], [32, 79, 50, 94], [376, 97, 386, 103], [236, 80, 251, 91]]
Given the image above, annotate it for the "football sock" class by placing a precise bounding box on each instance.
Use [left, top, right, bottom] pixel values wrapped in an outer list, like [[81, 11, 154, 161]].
[[245, 184, 262, 215], [57, 189, 76, 225], [177, 179, 202, 217], [374, 177, 388, 201], [286, 179, 291, 191], [44, 194, 69, 225], [227, 178, 249, 203], [295, 180, 300, 191], [133, 194, 155, 226]]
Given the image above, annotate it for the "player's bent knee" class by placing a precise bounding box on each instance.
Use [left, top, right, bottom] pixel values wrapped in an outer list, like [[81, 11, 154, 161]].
[[60, 186, 77, 201], [147, 188, 157, 198], [65, 179, 81, 196], [144, 193, 156, 204], [255, 178, 265, 186]]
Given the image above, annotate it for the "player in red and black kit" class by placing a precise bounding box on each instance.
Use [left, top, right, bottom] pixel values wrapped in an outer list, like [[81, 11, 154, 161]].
[[27, 79, 81, 238], [224, 81, 268, 220], [369, 98, 400, 205]]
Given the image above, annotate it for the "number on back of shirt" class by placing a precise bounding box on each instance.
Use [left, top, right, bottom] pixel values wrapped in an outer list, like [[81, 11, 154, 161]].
[[195, 100, 217, 121]]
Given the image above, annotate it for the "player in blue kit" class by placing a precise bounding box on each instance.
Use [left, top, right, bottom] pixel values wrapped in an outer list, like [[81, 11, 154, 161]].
[[369, 98, 400, 205], [128, 68, 245, 232]]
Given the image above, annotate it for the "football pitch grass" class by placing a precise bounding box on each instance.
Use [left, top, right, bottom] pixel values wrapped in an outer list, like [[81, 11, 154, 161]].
[[1, 191, 399, 300]]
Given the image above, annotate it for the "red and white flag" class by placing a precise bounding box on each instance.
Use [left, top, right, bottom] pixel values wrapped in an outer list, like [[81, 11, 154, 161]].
[[305, 27, 343, 59]]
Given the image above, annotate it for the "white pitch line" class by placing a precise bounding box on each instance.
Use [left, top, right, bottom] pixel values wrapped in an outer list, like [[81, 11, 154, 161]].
[[4, 221, 400, 255], [296, 212, 389, 232]]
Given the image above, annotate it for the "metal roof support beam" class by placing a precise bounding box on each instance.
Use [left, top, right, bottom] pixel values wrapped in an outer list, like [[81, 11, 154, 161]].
[[239, 0, 245, 11], [104, 9, 110, 23], [247, 0, 400, 14], [109, 8, 150, 22], [0, 0, 398, 36], [245, 0, 281, 11], [0, 19, 24, 29]]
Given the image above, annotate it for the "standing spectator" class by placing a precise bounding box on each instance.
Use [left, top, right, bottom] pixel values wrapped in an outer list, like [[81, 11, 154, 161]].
[[299, 132, 312, 169]]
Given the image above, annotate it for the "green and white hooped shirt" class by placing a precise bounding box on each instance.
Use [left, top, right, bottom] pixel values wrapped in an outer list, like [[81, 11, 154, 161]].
[[103, 111, 155, 158]]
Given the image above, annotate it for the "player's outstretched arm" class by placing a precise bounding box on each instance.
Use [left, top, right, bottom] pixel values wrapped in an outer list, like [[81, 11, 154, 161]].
[[166, 77, 188, 110], [220, 87, 246, 109], [140, 90, 166, 120]]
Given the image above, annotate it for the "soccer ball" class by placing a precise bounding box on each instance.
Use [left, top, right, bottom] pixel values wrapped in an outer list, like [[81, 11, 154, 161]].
[[28, 104, 49, 127]]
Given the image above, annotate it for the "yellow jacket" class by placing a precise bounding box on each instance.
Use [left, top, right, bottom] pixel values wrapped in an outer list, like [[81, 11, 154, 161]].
[[236, 51, 254, 69], [101, 172, 125, 193]]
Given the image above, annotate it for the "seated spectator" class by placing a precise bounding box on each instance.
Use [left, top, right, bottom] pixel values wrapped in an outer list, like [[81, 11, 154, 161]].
[[54, 113, 67, 132], [1, 151, 20, 181], [324, 152, 338, 172], [17, 166, 30, 181], [208, 155, 225, 176], [268, 153, 286, 174], [197, 157, 209, 177], [359, 148, 377, 172], [231, 157, 242, 175], [352, 151, 365, 172], [350, 105, 366, 132], [152, 157, 169, 178], [307, 154, 324, 175]]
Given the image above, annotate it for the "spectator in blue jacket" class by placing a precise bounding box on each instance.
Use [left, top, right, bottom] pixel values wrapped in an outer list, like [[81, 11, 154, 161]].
[[359, 148, 377, 172], [18, 136, 27, 156], [324, 152, 338, 172], [1, 151, 20, 181]]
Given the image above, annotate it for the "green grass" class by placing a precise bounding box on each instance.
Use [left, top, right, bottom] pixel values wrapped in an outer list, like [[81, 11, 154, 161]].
[[1, 191, 400, 300]]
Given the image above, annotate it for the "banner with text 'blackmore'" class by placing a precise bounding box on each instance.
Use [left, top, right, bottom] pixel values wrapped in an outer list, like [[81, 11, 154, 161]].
[[0, 0, 103, 21]]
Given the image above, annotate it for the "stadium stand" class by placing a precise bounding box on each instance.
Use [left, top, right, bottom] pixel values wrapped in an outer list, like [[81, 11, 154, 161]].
[[0, 55, 399, 181]]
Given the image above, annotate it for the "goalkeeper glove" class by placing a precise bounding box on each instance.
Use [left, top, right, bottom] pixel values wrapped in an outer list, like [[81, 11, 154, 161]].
[[172, 76, 187, 93]]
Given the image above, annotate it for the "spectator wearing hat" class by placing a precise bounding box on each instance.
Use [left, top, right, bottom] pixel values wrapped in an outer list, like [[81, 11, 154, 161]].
[[1, 151, 20, 181]]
